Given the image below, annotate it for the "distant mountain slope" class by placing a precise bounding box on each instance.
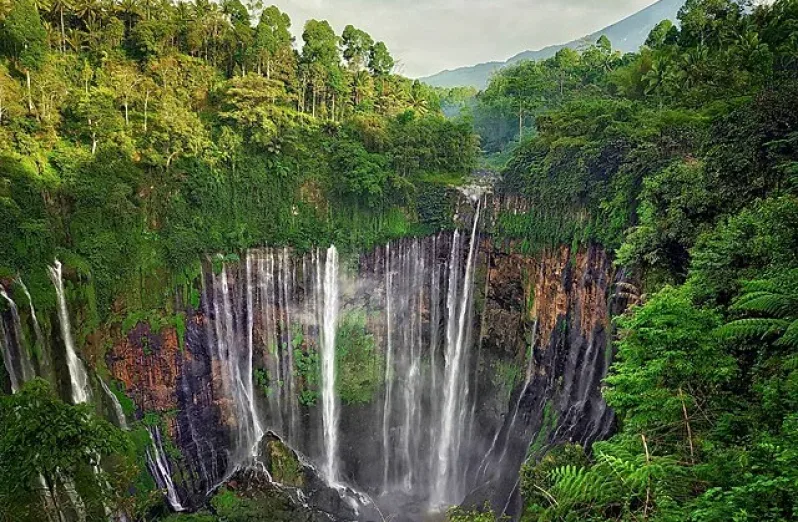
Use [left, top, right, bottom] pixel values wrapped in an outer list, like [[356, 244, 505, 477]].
[[421, 0, 685, 90]]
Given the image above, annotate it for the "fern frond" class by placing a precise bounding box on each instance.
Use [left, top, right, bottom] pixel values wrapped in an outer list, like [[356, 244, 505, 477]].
[[717, 318, 791, 342], [732, 293, 797, 318], [550, 465, 604, 502], [774, 320, 798, 349]]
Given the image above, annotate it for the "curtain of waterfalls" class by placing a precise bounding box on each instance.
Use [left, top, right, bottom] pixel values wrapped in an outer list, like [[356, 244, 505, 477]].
[[182, 205, 484, 510]]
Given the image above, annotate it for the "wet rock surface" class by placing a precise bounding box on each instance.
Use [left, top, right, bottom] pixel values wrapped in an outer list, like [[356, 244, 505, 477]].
[[224, 432, 383, 522]]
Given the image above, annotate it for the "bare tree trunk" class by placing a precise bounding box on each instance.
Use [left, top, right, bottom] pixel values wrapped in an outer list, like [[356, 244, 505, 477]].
[[642, 434, 651, 521], [144, 91, 150, 132], [60, 6, 66, 53], [679, 388, 696, 464], [124, 98, 129, 126], [26, 70, 33, 113]]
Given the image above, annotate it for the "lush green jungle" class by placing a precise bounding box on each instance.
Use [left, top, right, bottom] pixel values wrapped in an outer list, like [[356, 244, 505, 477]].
[[1, 0, 797, 520]]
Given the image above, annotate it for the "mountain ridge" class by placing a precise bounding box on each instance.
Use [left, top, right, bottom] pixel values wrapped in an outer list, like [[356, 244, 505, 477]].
[[420, 0, 685, 89]]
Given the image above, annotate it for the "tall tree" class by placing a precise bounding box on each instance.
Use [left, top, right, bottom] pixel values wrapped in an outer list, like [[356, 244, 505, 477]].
[[368, 40, 393, 77], [254, 5, 292, 79], [300, 19, 340, 117], [342, 24, 373, 72], [0, 0, 47, 112]]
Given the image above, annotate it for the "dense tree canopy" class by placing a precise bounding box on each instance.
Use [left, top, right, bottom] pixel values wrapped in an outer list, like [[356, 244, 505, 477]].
[[481, 0, 798, 520]]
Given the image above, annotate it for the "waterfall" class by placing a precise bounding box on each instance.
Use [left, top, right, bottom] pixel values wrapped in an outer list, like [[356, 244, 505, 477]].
[[0, 288, 34, 392], [475, 319, 538, 483], [320, 245, 340, 483], [16, 277, 45, 353], [47, 260, 91, 404], [400, 241, 424, 492], [146, 425, 185, 512], [381, 244, 394, 489], [100, 379, 128, 430], [428, 236, 442, 485], [174, 224, 487, 510], [432, 201, 481, 506], [206, 259, 263, 461], [244, 253, 265, 452]]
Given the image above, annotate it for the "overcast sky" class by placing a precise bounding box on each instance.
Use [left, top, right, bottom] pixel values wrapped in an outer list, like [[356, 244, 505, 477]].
[[274, 0, 660, 78]]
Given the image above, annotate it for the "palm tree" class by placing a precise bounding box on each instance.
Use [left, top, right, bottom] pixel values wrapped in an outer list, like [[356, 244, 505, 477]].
[[31, 0, 53, 14], [718, 269, 798, 349], [115, 0, 139, 31], [66, 27, 86, 52], [73, 0, 102, 29], [49, 0, 73, 52]]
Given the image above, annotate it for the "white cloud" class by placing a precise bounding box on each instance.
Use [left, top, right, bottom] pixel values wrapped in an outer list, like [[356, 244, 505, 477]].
[[273, 0, 659, 77]]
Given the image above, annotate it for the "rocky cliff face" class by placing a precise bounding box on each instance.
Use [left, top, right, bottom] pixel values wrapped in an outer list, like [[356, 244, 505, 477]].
[[464, 241, 630, 517], [1, 201, 630, 520]]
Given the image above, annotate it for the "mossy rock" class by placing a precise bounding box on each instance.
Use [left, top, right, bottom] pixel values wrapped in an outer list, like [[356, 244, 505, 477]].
[[265, 438, 305, 488]]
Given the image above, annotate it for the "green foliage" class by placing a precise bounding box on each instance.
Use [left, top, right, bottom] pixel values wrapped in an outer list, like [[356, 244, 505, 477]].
[[336, 310, 383, 405], [606, 286, 733, 439], [0, 0, 47, 71], [448, 504, 505, 522], [0, 379, 136, 521], [717, 270, 798, 349], [294, 347, 320, 407], [264, 438, 304, 487]]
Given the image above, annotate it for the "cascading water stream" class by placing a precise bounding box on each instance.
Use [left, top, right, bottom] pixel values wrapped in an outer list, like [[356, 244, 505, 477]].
[[0, 288, 34, 392], [146, 425, 185, 512], [16, 277, 45, 355], [381, 244, 395, 490], [207, 259, 264, 461], [475, 319, 539, 482], [100, 379, 128, 430], [432, 200, 482, 507], [320, 245, 340, 483], [47, 260, 91, 404]]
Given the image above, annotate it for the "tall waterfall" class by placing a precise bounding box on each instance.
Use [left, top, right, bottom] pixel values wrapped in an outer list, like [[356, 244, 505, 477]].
[[16, 277, 45, 354], [432, 200, 482, 506], [0, 288, 34, 392], [190, 207, 484, 511], [47, 260, 91, 404], [381, 244, 395, 490], [205, 257, 264, 461], [320, 245, 340, 483]]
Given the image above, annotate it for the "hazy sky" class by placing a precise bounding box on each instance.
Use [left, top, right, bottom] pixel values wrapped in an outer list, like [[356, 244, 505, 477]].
[[275, 0, 660, 78]]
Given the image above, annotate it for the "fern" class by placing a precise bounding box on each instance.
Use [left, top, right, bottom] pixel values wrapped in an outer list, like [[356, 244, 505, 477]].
[[718, 318, 793, 343], [718, 270, 798, 349], [731, 292, 797, 318]]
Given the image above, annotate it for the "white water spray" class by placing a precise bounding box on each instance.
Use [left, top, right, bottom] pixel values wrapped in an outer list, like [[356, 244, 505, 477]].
[[381, 245, 394, 489], [0, 289, 34, 391], [320, 246, 340, 483], [146, 425, 185, 512], [100, 379, 128, 430], [16, 277, 45, 352], [432, 201, 482, 506], [47, 260, 91, 404]]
